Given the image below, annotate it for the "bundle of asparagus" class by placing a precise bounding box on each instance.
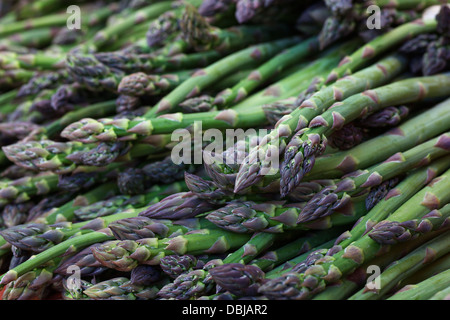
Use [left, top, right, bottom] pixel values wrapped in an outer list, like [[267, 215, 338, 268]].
[[0, 0, 448, 301]]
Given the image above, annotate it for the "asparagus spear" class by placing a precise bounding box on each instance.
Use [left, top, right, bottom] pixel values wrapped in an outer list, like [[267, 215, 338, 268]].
[[0, 69, 35, 90], [1, 258, 62, 300], [264, 239, 336, 279], [0, 182, 188, 253], [0, 229, 116, 286], [332, 156, 450, 251], [76, 182, 187, 221], [0, 173, 59, 207], [93, 50, 226, 74], [81, 276, 166, 300], [205, 196, 368, 234], [16, 70, 71, 98], [234, 54, 407, 194], [208, 228, 350, 297], [0, 27, 61, 50], [396, 253, 450, 292], [323, 15, 438, 85], [0, 13, 75, 38], [348, 231, 450, 300], [2, 136, 172, 174], [83, 1, 174, 51], [311, 233, 448, 300], [258, 167, 450, 299], [368, 203, 450, 245], [306, 97, 450, 180], [144, 36, 301, 117], [60, 40, 355, 143], [229, 39, 362, 111], [137, 191, 219, 220], [198, 0, 236, 17], [387, 268, 450, 300], [212, 36, 320, 108], [180, 3, 291, 53], [235, 0, 302, 24], [91, 228, 252, 272], [298, 133, 450, 223], [118, 70, 194, 97], [280, 74, 450, 197], [156, 232, 294, 299], [428, 285, 450, 300], [0, 51, 66, 71], [159, 227, 345, 300]]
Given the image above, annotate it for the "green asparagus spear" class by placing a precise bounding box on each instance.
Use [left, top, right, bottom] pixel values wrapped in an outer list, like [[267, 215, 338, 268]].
[[387, 268, 450, 300], [298, 132, 450, 223], [348, 231, 450, 300], [234, 54, 407, 194], [280, 73, 450, 197]]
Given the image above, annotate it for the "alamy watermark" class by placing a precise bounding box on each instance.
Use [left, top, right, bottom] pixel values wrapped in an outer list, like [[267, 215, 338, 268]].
[[65, 265, 81, 296], [366, 265, 382, 291], [366, 5, 382, 30], [66, 5, 81, 30]]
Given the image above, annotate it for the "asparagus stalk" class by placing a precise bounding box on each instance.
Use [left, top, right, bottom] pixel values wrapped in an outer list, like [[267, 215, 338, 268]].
[[0, 182, 119, 259], [61, 40, 355, 144], [157, 231, 281, 299], [94, 50, 226, 74], [323, 16, 438, 85], [16, 70, 71, 98], [298, 133, 450, 223], [208, 227, 350, 297], [213, 36, 320, 108], [205, 196, 368, 234], [0, 27, 60, 50], [0, 69, 35, 89], [0, 173, 59, 207], [264, 239, 337, 279], [2, 136, 172, 174], [348, 231, 450, 300], [396, 253, 450, 292], [184, 172, 271, 205], [0, 229, 116, 286], [83, 1, 174, 51], [387, 269, 450, 300], [144, 36, 301, 117], [74, 182, 187, 221], [91, 228, 252, 272], [118, 70, 195, 97], [0, 51, 66, 71], [180, 3, 291, 53], [0, 183, 188, 253], [158, 227, 344, 300], [258, 167, 450, 299], [280, 73, 450, 197], [33, 182, 120, 225], [332, 156, 450, 251], [43, 100, 118, 138], [0, 13, 73, 38], [0, 3, 121, 39], [81, 276, 167, 300], [306, 97, 450, 180], [311, 233, 447, 300], [160, 254, 207, 279], [1, 258, 62, 300], [368, 203, 450, 245], [428, 285, 450, 300], [234, 54, 407, 194], [230, 39, 362, 111]]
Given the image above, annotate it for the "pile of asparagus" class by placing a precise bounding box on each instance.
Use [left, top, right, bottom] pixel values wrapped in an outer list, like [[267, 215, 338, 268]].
[[0, 0, 448, 301]]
